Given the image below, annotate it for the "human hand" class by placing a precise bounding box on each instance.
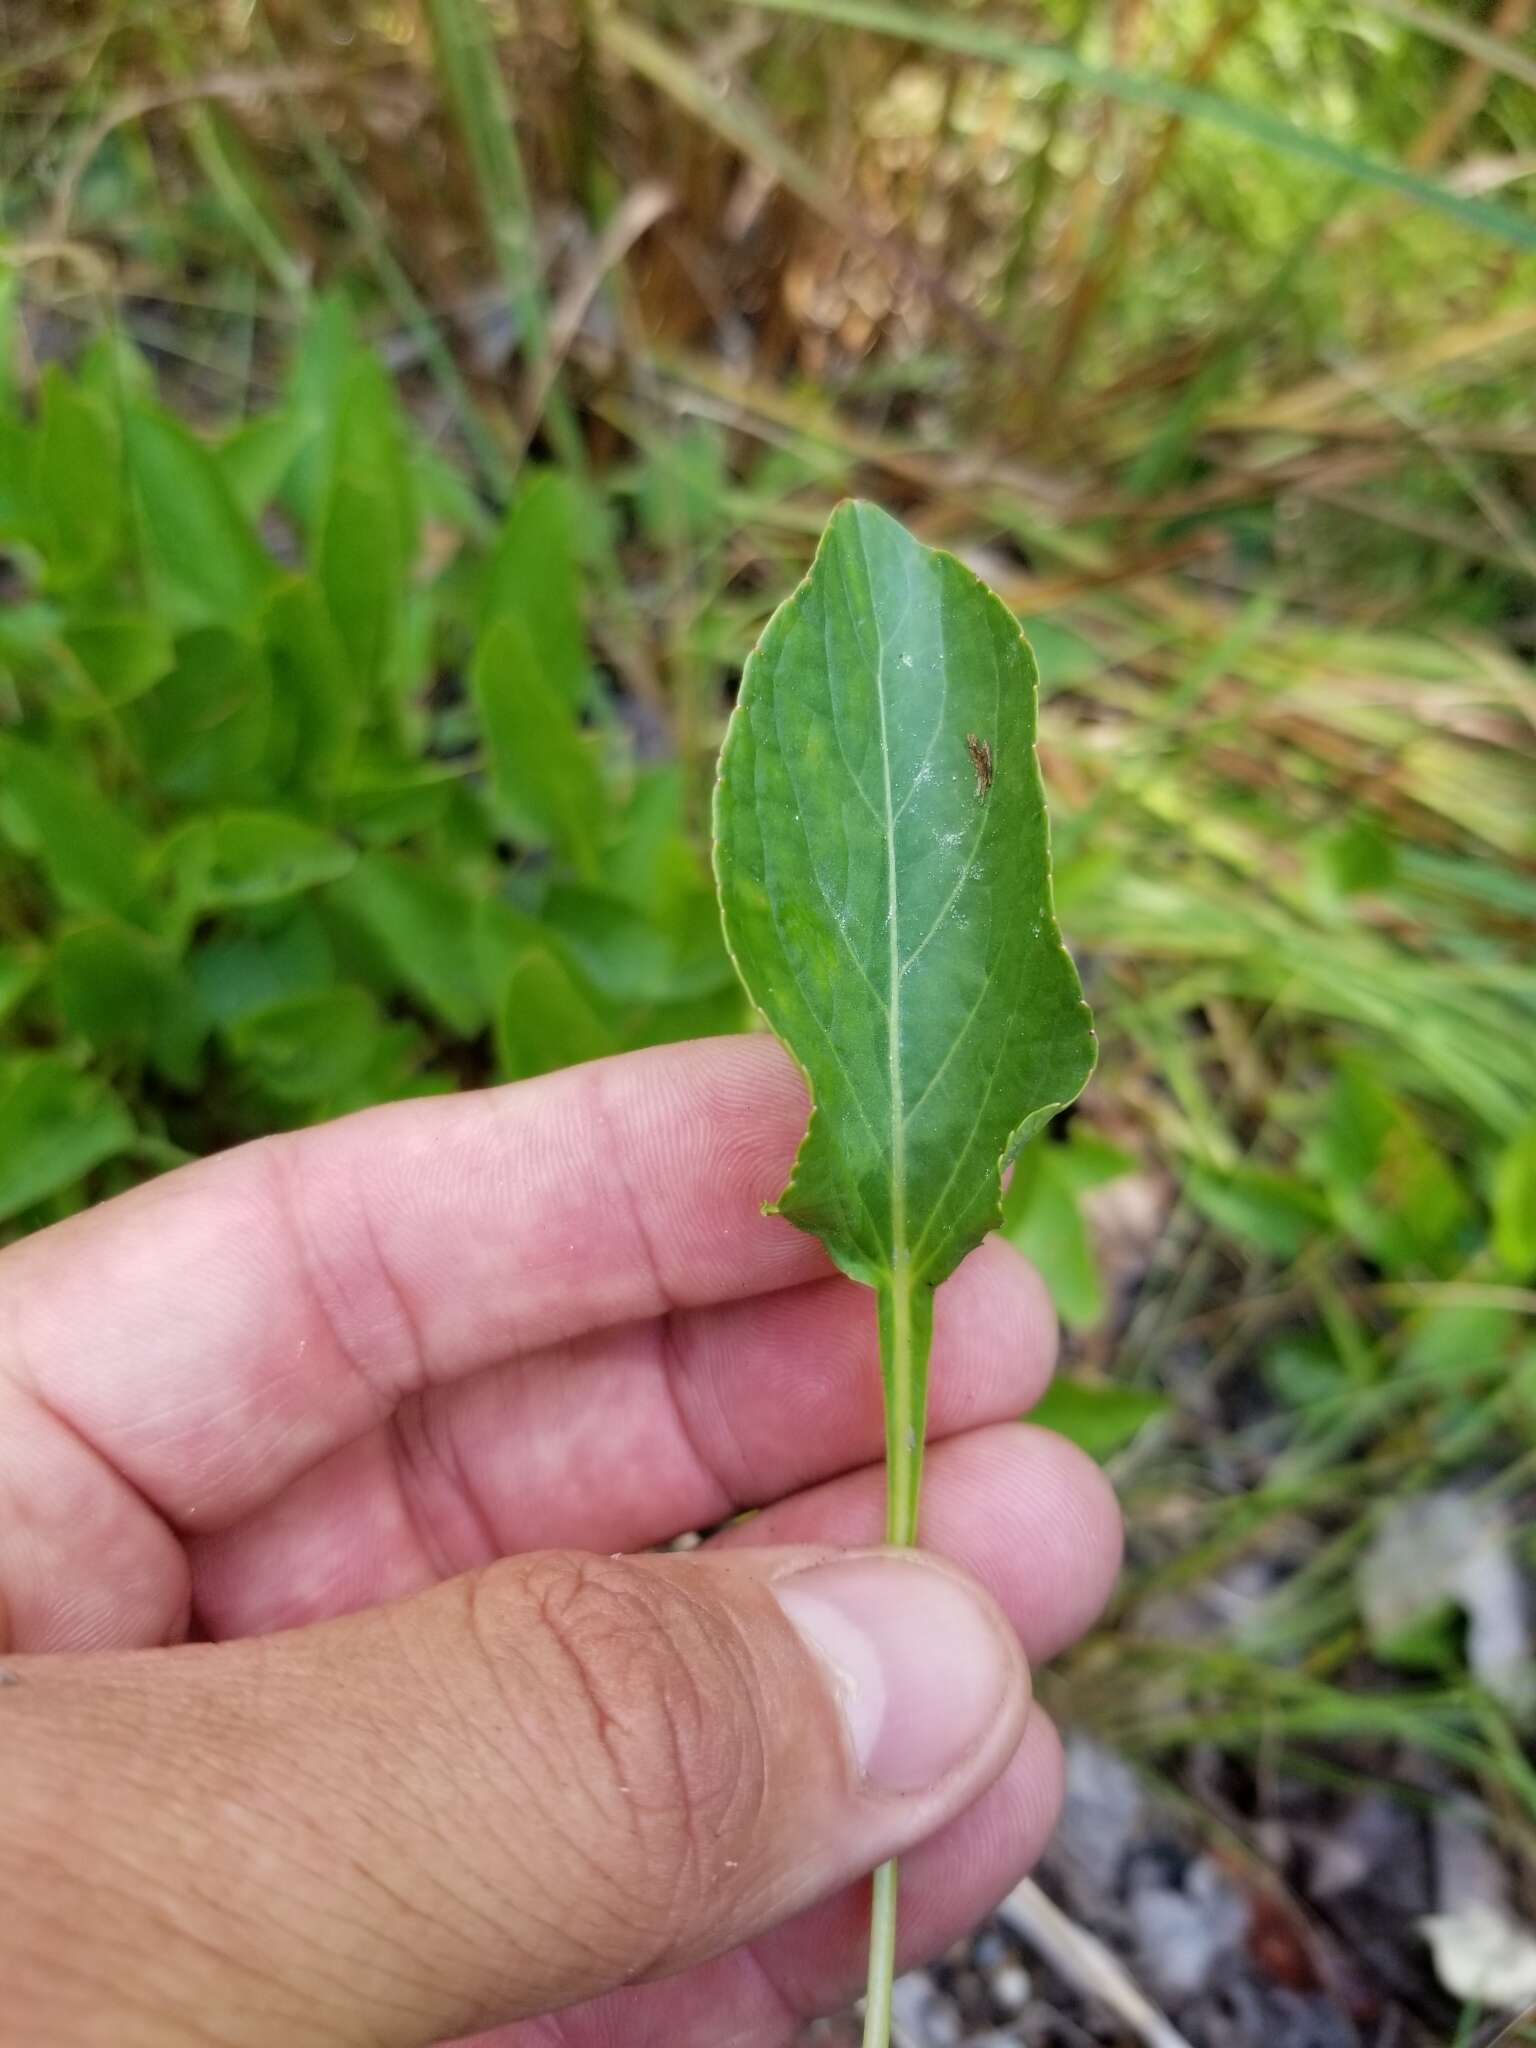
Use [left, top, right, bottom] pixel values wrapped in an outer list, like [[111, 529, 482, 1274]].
[[0, 1035, 1120, 2048]]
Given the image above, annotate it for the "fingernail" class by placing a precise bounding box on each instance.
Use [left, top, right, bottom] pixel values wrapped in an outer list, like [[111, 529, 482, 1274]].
[[775, 1556, 1020, 1795]]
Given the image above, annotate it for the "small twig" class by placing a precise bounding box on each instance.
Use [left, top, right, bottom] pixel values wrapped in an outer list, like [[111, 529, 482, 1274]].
[[512, 181, 674, 466], [997, 1876, 1197, 2048]]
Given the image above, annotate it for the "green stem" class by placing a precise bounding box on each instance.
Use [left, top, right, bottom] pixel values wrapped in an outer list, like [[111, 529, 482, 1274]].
[[863, 1264, 935, 2048]]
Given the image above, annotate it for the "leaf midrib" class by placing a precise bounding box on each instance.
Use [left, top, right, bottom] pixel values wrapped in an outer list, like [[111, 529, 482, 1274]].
[[864, 519, 908, 1281]]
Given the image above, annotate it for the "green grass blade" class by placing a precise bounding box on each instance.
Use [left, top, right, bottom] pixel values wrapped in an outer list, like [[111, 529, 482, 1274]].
[[742, 0, 1536, 251], [423, 0, 583, 471]]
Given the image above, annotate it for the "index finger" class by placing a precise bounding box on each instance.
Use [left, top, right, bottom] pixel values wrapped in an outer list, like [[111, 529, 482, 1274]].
[[0, 1037, 824, 1538]]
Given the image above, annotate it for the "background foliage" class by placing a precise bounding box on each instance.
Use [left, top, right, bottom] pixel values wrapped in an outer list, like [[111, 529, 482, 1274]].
[[3, 1, 1535, 2041]]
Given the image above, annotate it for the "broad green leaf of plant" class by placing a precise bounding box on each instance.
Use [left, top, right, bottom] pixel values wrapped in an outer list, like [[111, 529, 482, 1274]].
[[53, 920, 206, 1087], [714, 501, 1093, 2048], [122, 402, 277, 629], [30, 368, 122, 588], [472, 616, 603, 878], [714, 500, 1095, 1298], [315, 353, 419, 702], [226, 986, 386, 1107], [156, 809, 356, 919], [0, 947, 40, 1029], [131, 628, 273, 803], [61, 612, 175, 709], [1492, 1121, 1536, 1277], [325, 851, 488, 1036], [262, 577, 362, 797], [1002, 1129, 1133, 1330], [1029, 1378, 1170, 1462], [0, 1054, 135, 1228], [495, 944, 617, 1081], [0, 735, 150, 924], [1183, 1161, 1331, 1263], [481, 470, 590, 706], [188, 908, 338, 1030]]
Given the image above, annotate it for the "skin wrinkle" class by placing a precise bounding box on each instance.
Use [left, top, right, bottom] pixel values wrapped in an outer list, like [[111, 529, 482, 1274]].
[[737, 1932, 824, 2042], [0, 1380, 189, 1649], [519, 1557, 772, 1970], [386, 1393, 491, 1582], [385, 1400, 464, 1582], [459, 1566, 658, 1970], [191, 1656, 464, 1994], [650, 1310, 743, 1529], [234, 1615, 605, 2032], [187, 1722, 449, 2014], [401, 1581, 605, 1993], [4, 1717, 326, 2045], [613, 1569, 780, 1964], [422, 1380, 505, 1568], [583, 1056, 684, 1322], [265, 1133, 426, 1428]]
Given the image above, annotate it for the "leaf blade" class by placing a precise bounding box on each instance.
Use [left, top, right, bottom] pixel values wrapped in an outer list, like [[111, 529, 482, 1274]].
[[714, 500, 1094, 1290]]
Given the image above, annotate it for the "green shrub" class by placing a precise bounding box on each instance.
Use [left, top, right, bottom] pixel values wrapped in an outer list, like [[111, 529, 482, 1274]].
[[0, 304, 745, 1237]]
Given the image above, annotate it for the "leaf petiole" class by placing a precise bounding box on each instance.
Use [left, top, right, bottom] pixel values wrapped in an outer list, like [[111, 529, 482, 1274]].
[[863, 1264, 935, 2048], [876, 1264, 932, 1549]]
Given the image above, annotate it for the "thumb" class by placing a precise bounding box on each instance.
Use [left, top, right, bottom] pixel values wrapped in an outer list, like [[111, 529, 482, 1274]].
[[1, 1546, 1029, 2047]]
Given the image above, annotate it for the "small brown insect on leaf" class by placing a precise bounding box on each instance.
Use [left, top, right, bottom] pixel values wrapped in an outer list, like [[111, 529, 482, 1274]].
[[966, 732, 993, 800]]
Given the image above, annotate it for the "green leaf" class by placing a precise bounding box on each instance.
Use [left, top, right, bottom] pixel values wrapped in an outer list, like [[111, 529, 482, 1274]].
[[314, 351, 418, 700], [495, 945, 616, 1080], [1184, 1162, 1330, 1262], [132, 628, 272, 802], [218, 406, 313, 522], [157, 810, 356, 916], [189, 907, 338, 1028], [261, 577, 361, 796], [1306, 1065, 1472, 1274], [226, 986, 383, 1105], [1002, 1129, 1132, 1330], [1314, 817, 1398, 898], [481, 470, 589, 705], [60, 612, 175, 708], [715, 501, 1092, 1944], [713, 500, 1095, 1296], [0, 416, 30, 535], [317, 472, 410, 703], [0, 1055, 135, 1225], [543, 880, 735, 1005], [30, 368, 122, 586], [332, 758, 460, 846], [0, 599, 63, 688], [122, 403, 277, 628], [325, 852, 488, 1034], [279, 294, 365, 528], [471, 616, 603, 877], [1492, 1123, 1536, 1278], [53, 920, 205, 1085], [0, 735, 149, 921], [1029, 1379, 1169, 1461], [0, 946, 40, 1026]]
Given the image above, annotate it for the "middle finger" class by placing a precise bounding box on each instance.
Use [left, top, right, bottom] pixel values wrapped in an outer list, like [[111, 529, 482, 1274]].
[[190, 1239, 1057, 1638]]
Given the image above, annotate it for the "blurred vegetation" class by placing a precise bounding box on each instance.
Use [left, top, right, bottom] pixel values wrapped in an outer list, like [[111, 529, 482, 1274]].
[[2, 0, 1535, 2035]]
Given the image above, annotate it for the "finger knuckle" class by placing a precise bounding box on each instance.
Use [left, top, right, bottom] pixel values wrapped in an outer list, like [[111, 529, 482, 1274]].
[[470, 1554, 770, 1943]]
